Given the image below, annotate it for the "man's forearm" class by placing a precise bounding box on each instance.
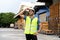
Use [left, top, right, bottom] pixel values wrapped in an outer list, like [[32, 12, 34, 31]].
[[19, 10, 25, 15]]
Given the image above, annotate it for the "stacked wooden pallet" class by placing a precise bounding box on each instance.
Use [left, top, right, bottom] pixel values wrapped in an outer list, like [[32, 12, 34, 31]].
[[40, 22, 54, 34]]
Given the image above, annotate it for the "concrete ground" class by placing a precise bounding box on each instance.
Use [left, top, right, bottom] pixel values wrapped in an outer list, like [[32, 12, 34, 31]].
[[0, 28, 60, 40]]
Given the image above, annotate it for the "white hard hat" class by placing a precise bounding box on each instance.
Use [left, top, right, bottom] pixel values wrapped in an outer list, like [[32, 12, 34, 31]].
[[29, 8, 35, 12]]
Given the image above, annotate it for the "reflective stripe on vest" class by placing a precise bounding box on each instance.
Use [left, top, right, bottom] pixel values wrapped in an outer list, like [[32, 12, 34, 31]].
[[24, 16, 38, 34]]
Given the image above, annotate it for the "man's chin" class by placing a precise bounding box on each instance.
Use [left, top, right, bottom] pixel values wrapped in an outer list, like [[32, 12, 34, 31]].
[[30, 14, 33, 16]]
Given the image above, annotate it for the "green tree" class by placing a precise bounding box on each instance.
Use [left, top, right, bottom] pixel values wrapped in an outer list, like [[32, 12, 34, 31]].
[[0, 12, 18, 27]]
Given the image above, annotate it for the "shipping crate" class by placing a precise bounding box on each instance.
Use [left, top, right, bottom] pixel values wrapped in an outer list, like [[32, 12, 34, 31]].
[[48, 2, 60, 35], [50, 3, 59, 17], [58, 24, 60, 35]]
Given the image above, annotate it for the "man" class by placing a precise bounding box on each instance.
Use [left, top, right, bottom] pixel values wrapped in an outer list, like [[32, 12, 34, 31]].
[[19, 8, 40, 40]]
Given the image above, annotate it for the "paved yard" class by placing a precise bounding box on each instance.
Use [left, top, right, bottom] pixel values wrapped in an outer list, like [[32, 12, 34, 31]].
[[0, 28, 60, 40]]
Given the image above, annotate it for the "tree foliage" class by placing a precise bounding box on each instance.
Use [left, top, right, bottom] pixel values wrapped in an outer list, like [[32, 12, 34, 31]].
[[0, 12, 17, 27]]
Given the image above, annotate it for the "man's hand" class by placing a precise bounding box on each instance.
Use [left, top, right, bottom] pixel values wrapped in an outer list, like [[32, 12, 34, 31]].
[[34, 30, 40, 35], [37, 30, 40, 33]]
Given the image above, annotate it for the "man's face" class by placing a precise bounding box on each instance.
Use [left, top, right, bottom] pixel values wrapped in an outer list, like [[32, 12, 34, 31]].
[[29, 10, 34, 16]]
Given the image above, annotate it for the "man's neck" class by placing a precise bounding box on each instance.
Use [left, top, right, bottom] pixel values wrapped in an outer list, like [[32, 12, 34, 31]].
[[29, 15, 34, 19]]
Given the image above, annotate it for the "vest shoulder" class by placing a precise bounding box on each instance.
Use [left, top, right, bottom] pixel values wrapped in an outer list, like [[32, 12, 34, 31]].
[[35, 17, 38, 20], [35, 17, 38, 18]]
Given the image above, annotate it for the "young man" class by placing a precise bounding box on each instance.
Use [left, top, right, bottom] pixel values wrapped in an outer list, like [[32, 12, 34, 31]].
[[19, 8, 40, 40]]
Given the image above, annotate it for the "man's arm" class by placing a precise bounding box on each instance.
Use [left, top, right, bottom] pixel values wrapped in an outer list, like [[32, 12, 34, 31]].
[[37, 23, 41, 33], [19, 8, 29, 18], [19, 10, 25, 18]]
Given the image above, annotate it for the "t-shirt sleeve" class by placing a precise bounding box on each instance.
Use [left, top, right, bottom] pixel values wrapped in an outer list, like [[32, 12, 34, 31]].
[[38, 19, 40, 23], [24, 16, 26, 20], [37, 18, 40, 30]]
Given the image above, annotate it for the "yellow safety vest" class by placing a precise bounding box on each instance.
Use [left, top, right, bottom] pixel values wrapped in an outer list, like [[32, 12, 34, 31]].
[[24, 16, 38, 34]]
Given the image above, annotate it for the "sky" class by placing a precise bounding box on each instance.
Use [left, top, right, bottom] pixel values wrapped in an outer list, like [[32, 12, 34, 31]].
[[0, 0, 37, 14]]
